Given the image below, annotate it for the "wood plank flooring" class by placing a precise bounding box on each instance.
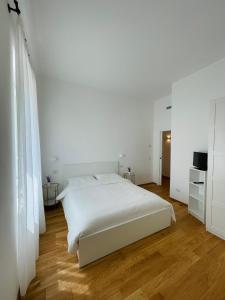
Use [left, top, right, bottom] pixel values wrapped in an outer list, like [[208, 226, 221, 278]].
[[23, 178, 225, 300]]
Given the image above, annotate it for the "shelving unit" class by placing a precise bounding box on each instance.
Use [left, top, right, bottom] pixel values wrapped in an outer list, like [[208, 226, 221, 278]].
[[188, 168, 207, 224]]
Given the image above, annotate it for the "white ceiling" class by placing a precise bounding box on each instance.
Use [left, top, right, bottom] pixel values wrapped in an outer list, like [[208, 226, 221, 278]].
[[28, 0, 225, 99]]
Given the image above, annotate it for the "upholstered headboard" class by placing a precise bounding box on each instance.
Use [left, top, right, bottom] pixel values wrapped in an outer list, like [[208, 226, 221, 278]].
[[62, 161, 119, 184]]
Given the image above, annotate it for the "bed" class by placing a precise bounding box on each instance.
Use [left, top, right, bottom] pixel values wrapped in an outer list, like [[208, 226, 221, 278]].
[[57, 161, 175, 267]]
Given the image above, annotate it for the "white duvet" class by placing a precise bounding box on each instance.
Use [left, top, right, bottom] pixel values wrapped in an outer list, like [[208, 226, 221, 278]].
[[57, 178, 176, 253]]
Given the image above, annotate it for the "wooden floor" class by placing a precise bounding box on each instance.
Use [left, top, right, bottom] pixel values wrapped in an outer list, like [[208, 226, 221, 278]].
[[24, 178, 225, 300]]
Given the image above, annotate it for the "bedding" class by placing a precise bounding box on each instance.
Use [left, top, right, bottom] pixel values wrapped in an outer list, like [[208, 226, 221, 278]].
[[58, 175, 97, 199], [57, 176, 176, 253], [94, 173, 124, 184], [68, 175, 97, 186]]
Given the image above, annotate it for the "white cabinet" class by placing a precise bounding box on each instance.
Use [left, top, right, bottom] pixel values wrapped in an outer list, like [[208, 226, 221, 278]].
[[188, 168, 207, 223], [207, 97, 225, 240]]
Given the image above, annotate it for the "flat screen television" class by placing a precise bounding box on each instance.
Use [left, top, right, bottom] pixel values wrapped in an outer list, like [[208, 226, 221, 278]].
[[193, 152, 208, 171]]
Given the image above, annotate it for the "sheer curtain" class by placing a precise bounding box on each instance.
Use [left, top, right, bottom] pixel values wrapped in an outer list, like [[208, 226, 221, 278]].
[[12, 18, 46, 296]]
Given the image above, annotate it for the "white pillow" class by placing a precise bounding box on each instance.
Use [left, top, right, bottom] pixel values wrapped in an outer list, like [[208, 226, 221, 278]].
[[68, 175, 96, 187], [94, 173, 124, 184], [57, 176, 97, 201]]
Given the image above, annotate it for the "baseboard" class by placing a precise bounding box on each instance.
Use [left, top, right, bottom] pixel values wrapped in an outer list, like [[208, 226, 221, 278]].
[[207, 226, 225, 241], [138, 182, 154, 187]]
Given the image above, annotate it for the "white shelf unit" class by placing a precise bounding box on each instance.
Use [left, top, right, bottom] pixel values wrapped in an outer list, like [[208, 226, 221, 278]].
[[188, 168, 207, 224]]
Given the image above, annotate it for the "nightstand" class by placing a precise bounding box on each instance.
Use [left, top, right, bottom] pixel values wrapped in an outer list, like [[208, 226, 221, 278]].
[[43, 183, 59, 207], [123, 172, 135, 184]]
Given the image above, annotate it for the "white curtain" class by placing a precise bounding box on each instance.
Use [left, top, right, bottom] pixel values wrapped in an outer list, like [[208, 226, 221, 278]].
[[12, 18, 46, 296]]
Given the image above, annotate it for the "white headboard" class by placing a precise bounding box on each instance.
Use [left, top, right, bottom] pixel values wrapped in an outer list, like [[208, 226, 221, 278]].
[[63, 161, 119, 182]]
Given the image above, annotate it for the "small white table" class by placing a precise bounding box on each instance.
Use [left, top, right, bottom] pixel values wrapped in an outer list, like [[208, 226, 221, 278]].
[[123, 172, 135, 184]]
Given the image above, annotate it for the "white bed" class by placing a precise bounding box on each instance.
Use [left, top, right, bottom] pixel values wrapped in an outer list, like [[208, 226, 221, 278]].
[[57, 162, 175, 267]]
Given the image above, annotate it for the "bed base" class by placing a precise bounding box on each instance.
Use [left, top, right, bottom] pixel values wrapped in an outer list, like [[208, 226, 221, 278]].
[[77, 207, 171, 267]]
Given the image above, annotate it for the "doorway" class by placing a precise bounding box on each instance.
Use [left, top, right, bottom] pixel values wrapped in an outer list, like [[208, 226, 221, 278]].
[[160, 130, 171, 189]]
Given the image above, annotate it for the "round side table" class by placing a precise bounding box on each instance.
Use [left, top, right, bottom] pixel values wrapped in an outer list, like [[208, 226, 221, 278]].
[[123, 172, 135, 184], [43, 183, 59, 207]]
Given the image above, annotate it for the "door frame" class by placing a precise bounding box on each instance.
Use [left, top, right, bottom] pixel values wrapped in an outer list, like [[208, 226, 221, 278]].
[[158, 129, 171, 186], [159, 131, 163, 185], [207, 97, 225, 240]]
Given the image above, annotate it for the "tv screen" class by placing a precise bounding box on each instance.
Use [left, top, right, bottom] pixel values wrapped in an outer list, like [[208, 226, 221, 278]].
[[193, 152, 208, 171]]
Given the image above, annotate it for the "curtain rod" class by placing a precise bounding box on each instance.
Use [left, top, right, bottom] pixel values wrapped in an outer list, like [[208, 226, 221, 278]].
[[8, 0, 21, 15]]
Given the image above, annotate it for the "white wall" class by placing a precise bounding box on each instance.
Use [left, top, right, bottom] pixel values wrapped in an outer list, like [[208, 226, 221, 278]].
[[0, 1, 18, 299], [170, 58, 225, 203], [37, 76, 153, 185], [152, 95, 171, 184]]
